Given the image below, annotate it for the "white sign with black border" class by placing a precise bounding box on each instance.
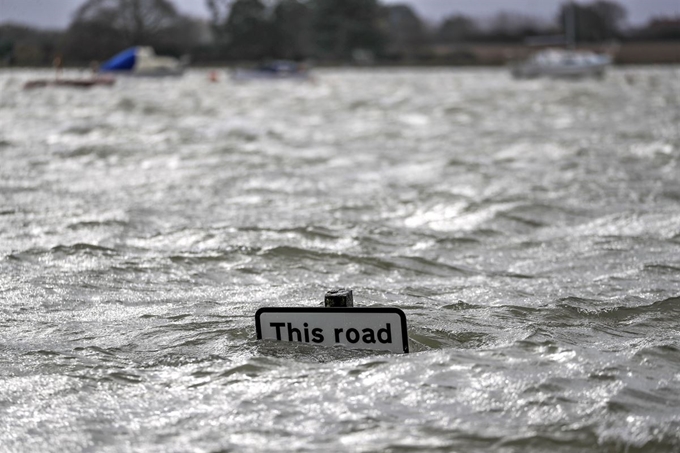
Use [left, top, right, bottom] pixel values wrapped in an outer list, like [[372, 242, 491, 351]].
[[256, 307, 409, 354]]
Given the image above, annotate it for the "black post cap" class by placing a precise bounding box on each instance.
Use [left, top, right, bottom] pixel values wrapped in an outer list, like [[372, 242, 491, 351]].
[[324, 288, 354, 307]]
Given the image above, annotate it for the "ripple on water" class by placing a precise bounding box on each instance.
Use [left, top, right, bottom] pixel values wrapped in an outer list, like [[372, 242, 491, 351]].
[[1, 67, 680, 452]]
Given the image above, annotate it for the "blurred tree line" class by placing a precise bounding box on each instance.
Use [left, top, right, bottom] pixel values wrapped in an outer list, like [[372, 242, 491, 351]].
[[1, 0, 679, 66]]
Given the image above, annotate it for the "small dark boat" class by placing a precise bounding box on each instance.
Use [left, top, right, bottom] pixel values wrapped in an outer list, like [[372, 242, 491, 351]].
[[23, 77, 116, 90], [232, 60, 312, 81]]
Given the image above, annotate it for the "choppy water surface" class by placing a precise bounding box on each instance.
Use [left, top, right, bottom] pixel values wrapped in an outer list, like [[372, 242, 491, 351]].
[[1, 67, 680, 452]]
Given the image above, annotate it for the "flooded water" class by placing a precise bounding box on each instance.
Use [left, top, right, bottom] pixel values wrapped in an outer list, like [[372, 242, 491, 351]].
[[1, 66, 679, 452]]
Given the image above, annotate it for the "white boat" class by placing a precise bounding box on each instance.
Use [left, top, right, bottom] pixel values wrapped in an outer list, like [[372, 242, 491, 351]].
[[511, 49, 612, 79], [99, 46, 187, 77], [510, 2, 612, 80]]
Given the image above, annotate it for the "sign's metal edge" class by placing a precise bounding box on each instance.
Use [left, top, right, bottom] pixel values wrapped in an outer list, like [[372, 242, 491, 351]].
[[255, 307, 409, 353]]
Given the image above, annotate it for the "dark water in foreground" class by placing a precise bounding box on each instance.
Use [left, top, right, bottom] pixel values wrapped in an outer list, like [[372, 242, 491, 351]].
[[1, 67, 679, 452]]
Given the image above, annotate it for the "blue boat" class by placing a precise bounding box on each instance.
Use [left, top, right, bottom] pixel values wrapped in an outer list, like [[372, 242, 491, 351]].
[[100, 47, 186, 77], [232, 60, 312, 81]]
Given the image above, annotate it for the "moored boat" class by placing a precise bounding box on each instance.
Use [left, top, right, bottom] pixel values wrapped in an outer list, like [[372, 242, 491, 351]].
[[23, 76, 116, 90], [231, 60, 312, 81], [510, 2, 613, 80], [510, 49, 612, 79], [99, 46, 187, 77]]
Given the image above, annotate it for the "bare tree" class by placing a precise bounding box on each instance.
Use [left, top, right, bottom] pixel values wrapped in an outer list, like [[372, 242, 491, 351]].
[[437, 15, 478, 43], [73, 0, 181, 44], [206, 0, 234, 43], [65, 0, 197, 62], [223, 0, 273, 59], [385, 4, 428, 59], [557, 1, 627, 42], [271, 0, 313, 59], [207, 0, 234, 25], [311, 0, 386, 60]]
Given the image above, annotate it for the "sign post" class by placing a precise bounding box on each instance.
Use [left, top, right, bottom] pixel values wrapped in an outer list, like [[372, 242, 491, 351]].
[[324, 288, 353, 307]]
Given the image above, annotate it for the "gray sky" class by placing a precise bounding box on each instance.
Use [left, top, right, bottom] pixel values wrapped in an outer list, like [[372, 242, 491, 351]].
[[1, 0, 678, 29]]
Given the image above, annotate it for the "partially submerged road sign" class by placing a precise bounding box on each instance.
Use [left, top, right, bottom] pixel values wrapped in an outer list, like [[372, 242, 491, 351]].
[[255, 307, 409, 354]]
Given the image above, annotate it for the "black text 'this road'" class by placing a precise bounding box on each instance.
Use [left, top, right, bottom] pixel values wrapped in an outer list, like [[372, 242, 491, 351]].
[[269, 322, 393, 345]]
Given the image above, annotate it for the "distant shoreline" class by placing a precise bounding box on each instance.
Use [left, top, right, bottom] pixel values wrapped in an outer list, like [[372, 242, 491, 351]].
[[1, 41, 678, 69]]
